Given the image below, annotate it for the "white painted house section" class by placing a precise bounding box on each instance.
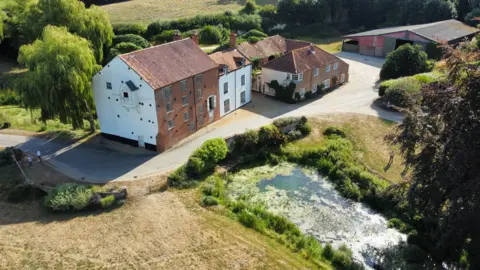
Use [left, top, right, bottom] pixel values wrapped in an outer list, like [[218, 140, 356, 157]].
[[218, 64, 252, 117], [261, 68, 291, 96], [92, 57, 158, 146]]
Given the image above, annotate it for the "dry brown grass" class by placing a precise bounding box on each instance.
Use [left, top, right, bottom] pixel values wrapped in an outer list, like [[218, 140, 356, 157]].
[[102, 0, 244, 25], [294, 113, 406, 184], [0, 173, 318, 269]]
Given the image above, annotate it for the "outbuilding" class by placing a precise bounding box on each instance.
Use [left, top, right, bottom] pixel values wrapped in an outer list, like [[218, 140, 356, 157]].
[[342, 19, 479, 57]]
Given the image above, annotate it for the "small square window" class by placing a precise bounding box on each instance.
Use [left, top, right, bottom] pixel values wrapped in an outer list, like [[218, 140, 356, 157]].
[[291, 74, 299, 81], [166, 102, 172, 112], [196, 89, 202, 100], [286, 74, 291, 80], [167, 120, 174, 130], [184, 112, 190, 122], [333, 62, 338, 70], [106, 82, 112, 89], [180, 80, 187, 91], [326, 65, 331, 72], [224, 99, 230, 113], [182, 96, 188, 106], [314, 68, 319, 76], [223, 82, 228, 94], [241, 75, 245, 86], [240, 91, 246, 104], [123, 92, 129, 98], [163, 86, 172, 99]]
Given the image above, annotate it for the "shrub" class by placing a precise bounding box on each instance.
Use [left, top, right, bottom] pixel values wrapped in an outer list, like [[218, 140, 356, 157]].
[[273, 116, 300, 129], [168, 165, 196, 188], [378, 80, 394, 97], [258, 124, 285, 147], [241, 29, 267, 39], [305, 91, 313, 99], [382, 77, 422, 108], [0, 89, 22, 106], [100, 195, 115, 208], [44, 183, 94, 212], [323, 127, 346, 138], [114, 42, 142, 54], [239, 0, 258, 15], [323, 243, 334, 259], [294, 92, 301, 101], [187, 138, 228, 175], [388, 218, 409, 233], [112, 34, 149, 49], [380, 44, 433, 80], [296, 118, 312, 136], [234, 129, 259, 153], [152, 30, 177, 44], [199, 25, 223, 44], [341, 178, 362, 201], [112, 23, 147, 36], [268, 80, 297, 103], [332, 250, 353, 269], [201, 195, 219, 206], [238, 209, 266, 231]]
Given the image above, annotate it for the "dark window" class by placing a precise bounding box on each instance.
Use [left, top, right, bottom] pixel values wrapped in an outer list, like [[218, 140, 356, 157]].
[[106, 82, 112, 89], [195, 74, 202, 84], [241, 75, 245, 86], [123, 92, 129, 98], [240, 91, 246, 104], [223, 82, 228, 94], [180, 80, 187, 91], [196, 89, 202, 100], [167, 120, 174, 130], [224, 99, 230, 113], [125, 80, 139, 91], [182, 96, 188, 106], [166, 102, 172, 112], [163, 86, 172, 99], [198, 104, 204, 114], [184, 112, 189, 121]]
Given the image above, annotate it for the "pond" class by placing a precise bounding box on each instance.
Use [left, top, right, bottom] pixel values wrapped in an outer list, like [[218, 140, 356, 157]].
[[227, 164, 406, 268]]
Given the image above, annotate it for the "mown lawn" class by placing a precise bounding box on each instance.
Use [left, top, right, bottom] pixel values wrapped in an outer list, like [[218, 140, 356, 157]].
[[0, 106, 96, 140], [101, 0, 244, 25]]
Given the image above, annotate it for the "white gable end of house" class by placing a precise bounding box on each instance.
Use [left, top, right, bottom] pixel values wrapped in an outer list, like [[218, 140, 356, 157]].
[[92, 57, 158, 147]]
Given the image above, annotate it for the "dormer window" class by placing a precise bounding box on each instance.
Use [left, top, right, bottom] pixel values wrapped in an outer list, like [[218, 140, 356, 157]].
[[223, 65, 228, 74]]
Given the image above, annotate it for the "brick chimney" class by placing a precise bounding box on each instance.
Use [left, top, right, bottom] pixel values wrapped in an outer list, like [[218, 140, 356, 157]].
[[230, 32, 237, 48], [173, 30, 181, 41], [191, 30, 199, 45]]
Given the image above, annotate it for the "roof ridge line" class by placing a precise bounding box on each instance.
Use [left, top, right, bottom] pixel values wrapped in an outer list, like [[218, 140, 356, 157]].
[[119, 38, 192, 57]]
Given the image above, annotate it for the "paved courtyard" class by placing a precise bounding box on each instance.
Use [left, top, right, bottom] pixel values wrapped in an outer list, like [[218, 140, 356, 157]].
[[0, 52, 401, 183]]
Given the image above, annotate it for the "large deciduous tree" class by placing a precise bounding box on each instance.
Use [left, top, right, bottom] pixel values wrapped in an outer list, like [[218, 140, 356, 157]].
[[20, 0, 113, 62], [391, 45, 480, 268], [18, 26, 100, 131]]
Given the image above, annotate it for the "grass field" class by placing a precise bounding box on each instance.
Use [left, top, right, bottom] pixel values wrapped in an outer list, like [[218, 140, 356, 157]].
[[0, 106, 95, 140], [0, 173, 320, 269], [102, 0, 244, 25]]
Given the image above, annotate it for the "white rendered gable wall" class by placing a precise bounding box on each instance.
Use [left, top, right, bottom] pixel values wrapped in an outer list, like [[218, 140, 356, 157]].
[[261, 68, 291, 96], [92, 57, 158, 145]]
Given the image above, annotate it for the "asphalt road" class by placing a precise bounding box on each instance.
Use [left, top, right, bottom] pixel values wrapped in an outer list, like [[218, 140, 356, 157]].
[[0, 52, 402, 183]]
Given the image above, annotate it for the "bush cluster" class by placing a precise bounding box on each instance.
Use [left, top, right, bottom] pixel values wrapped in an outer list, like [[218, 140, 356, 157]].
[[44, 183, 125, 212], [267, 80, 297, 103], [380, 44, 434, 81], [145, 14, 261, 39], [112, 23, 147, 36], [112, 34, 149, 49], [379, 77, 423, 108], [199, 25, 223, 44], [0, 89, 22, 106], [187, 138, 228, 176]]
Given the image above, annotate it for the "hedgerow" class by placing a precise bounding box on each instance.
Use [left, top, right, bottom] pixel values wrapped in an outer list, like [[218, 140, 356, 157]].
[[112, 34, 149, 48]]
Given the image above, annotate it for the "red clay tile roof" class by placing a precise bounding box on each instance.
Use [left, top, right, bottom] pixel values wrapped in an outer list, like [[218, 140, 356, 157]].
[[236, 35, 310, 60], [263, 46, 346, 74], [209, 49, 251, 75], [119, 39, 218, 90]]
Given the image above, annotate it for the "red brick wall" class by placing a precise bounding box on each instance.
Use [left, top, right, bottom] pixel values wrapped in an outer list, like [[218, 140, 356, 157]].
[[294, 61, 349, 94], [154, 68, 219, 152]]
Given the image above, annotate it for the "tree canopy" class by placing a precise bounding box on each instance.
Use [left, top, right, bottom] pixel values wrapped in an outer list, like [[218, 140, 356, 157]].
[[17, 26, 100, 130], [391, 44, 480, 268], [18, 0, 113, 62], [380, 44, 433, 80]]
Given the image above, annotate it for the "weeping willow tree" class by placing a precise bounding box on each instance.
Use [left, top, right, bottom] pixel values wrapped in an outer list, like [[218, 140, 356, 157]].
[[18, 26, 100, 131], [19, 0, 113, 63]]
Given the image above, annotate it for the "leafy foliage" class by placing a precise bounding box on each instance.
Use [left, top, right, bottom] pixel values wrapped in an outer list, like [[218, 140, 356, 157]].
[[100, 195, 115, 208], [18, 0, 113, 62], [152, 30, 176, 44], [45, 183, 93, 211], [380, 44, 434, 80], [112, 23, 146, 36], [199, 25, 223, 44], [17, 26, 100, 130], [267, 80, 297, 103], [0, 89, 21, 105], [389, 44, 480, 267], [187, 138, 228, 175], [112, 34, 149, 48], [382, 77, 423, 108]]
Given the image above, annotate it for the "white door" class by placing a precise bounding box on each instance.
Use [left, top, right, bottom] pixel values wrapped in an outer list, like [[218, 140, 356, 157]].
[[341, 73, 345, 83], [138, 136, 145, 148]]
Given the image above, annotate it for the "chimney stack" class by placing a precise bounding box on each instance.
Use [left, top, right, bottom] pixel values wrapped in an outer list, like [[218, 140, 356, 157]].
[[230, 32, 237, 48], [191, 30, 199, 45], [173, 30, 181, 41]]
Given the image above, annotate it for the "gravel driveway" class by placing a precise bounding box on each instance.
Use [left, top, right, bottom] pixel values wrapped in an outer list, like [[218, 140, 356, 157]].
[[0, 52, 402, 183]]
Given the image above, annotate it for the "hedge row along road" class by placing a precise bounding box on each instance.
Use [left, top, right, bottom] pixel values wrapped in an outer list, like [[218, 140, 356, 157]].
[[0, 52, 402, 183]]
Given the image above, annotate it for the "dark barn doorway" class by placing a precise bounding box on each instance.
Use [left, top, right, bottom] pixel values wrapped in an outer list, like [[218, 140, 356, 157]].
[[395, 39, 414, 49]]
